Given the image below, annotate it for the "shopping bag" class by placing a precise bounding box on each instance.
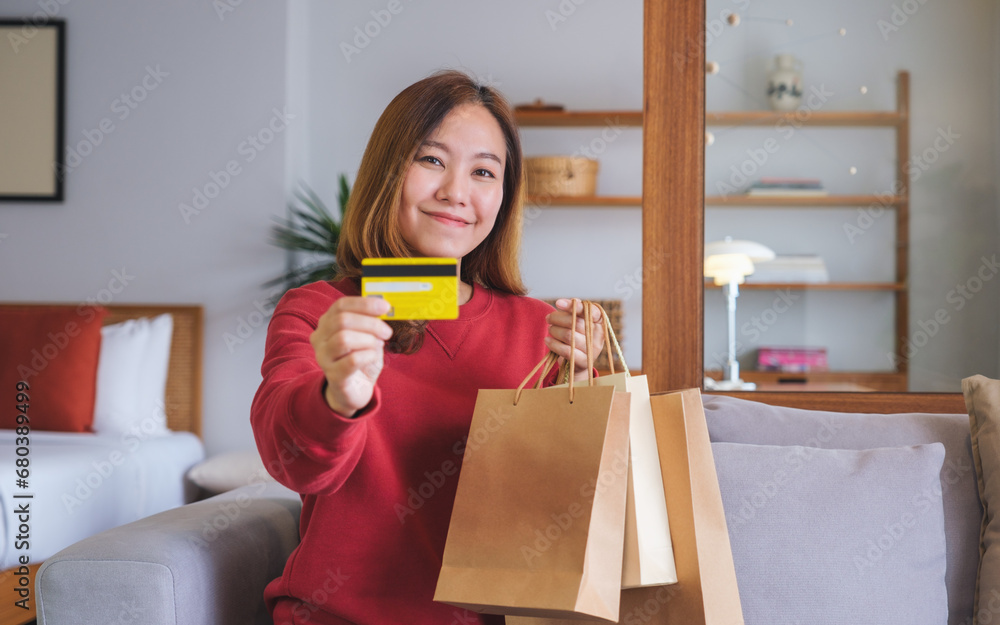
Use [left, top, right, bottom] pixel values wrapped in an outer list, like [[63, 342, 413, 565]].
[[552, 303, 677, 589], [509, 388, 743, 625], [434, 302, 632, 622]]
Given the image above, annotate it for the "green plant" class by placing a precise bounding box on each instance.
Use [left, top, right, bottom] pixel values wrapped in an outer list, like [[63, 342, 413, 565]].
[[265, 175, 349, 299]]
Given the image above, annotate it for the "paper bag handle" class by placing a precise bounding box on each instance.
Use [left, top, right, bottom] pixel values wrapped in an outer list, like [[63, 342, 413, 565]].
[[513, 299, 596, 405], [591, 302, 629, 377]]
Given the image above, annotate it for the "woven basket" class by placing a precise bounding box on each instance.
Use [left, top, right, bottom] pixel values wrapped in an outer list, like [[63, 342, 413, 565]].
[[525, 156, 598, 197]]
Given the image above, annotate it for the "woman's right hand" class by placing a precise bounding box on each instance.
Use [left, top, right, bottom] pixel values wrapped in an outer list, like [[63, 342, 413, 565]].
[[310, 296, 393, 418]]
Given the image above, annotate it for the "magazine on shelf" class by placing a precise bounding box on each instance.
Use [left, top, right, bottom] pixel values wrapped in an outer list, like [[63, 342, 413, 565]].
[[757, 346, 829, 373], [745, 177, 829, 197], [746, 255, 830, 284]]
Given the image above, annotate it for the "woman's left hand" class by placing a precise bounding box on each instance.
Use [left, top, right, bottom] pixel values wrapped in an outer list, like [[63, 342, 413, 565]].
[[544, 299, 605, 382]]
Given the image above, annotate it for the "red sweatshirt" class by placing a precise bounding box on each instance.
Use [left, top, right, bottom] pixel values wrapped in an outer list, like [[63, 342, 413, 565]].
[[252, 278, 555, 625]]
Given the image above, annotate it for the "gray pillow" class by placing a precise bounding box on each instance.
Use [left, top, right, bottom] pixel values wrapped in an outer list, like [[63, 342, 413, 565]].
[[712, 441, 948, 625], [704, 393, 980, 625]]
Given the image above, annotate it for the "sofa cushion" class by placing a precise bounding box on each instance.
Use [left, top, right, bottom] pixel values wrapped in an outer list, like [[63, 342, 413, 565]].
[[187, 450, 276, 496], [964, 375, 1000, 623], [704, 394, 980, 625], [713, 441, 948, 625], [37, 481, 300, 625]]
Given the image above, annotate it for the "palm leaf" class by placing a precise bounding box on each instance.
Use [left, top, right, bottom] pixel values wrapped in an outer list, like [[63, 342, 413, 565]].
[[265, 175, 350, 302]]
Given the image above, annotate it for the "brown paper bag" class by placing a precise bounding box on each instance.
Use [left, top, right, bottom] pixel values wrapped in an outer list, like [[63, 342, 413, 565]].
[[434, 303, 632, 622], [553, 303, 677, 589], [509, 388, 744, 625]]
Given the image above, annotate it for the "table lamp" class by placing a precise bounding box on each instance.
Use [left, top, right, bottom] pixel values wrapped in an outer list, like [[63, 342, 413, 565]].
[[704, 237, 776, 391]]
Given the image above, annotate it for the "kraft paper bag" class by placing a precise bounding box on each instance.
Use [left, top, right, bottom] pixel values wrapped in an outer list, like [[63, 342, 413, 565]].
[[553, 304, 677, 589], [434, 303, 632, 622], [509, 388, 743, 625]]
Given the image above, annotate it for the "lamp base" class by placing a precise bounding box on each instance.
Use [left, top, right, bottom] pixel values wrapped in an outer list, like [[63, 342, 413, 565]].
[[704, 377, 758, 391]]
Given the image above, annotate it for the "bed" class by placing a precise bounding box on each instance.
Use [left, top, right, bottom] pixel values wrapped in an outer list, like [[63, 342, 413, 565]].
[[0, 303, 206, 572]]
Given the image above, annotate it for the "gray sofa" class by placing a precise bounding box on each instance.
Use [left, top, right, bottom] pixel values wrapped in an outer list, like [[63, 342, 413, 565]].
[[36, 394, 980, 625]]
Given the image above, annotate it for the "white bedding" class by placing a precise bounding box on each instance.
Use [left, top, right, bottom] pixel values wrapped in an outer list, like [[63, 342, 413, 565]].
[[0, 429, 204, 569]]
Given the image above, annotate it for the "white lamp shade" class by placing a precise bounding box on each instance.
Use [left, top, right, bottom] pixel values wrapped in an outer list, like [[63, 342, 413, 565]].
[[704, 253, 756, 285], [704, 238, 776, 285], [705, 238, 776, 262]]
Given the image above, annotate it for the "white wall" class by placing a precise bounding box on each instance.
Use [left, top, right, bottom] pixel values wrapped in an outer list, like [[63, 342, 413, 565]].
[[2, 1, 997, 460], [0, 1, 287, 456], [296, 0, 646, 368], [704, 0, 1000, 390]]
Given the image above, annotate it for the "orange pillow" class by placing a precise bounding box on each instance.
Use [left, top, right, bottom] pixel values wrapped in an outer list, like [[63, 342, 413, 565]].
[[0, 305, 108, 432]]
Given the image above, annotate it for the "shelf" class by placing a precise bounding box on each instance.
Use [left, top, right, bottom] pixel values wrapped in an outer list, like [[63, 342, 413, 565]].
[[705, 370, 907, 392], [705, 281, 906, 291], [705, 194, 906, 207], [706, 111, 904, 127], [525, 195, 642, 207], [515, 110, 643, 127], [517, 110, 903, 128]]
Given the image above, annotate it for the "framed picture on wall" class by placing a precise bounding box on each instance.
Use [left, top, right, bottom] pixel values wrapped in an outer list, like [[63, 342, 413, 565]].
[[0, 19, 66, 202]]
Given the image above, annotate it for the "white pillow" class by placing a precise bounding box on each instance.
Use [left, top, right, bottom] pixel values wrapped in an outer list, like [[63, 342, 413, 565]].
[[136, 313, 173, 436], [93, 314, 173, 436], [187, 450, 275, 495], [93, 318, 149, 433]]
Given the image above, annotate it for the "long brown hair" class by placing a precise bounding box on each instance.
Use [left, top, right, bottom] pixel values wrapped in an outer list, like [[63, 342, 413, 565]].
[[336, 70, 526, 353]]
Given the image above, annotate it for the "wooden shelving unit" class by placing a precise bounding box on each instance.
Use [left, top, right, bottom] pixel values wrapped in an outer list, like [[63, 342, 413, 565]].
[[524, 194, 642, 207], [705, 281, 905, 291], [705, 110, 904, 127], [704, 70, 911, 392], [515, 110, 643, 127], [705, 194, 904, 207], [705, 369, 906, 392], [516, 76, 912, 392], [516, 109, 643, 208]]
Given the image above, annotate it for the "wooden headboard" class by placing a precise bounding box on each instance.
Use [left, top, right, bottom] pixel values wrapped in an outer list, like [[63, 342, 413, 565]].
[[3, 303, 203, 437]]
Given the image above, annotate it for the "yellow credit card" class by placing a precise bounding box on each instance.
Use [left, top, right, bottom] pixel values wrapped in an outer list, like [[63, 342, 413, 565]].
[[361, 257, 459, 320]]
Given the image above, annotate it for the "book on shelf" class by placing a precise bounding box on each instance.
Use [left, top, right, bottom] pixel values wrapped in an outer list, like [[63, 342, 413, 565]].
[[746, 254, 830, 284], [757, 346, 829, 373], [745, 177, 829, 197]]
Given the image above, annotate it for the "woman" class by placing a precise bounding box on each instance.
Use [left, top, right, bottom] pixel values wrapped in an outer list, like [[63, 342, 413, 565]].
[[252, 70, 604, 625]]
